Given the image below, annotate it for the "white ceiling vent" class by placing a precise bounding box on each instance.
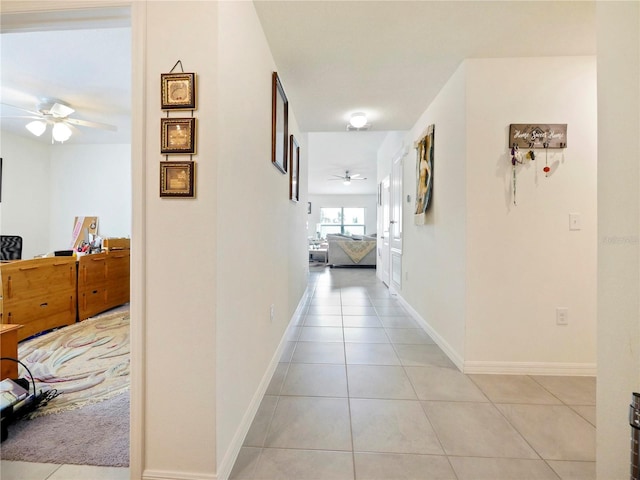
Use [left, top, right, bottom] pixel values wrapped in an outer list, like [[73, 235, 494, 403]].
[[346, 123, 371, 131]]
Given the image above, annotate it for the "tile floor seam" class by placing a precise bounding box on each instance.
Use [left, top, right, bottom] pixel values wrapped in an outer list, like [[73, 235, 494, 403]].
[[483, 397, 548, 462], [541, 458, 565, 480], [527, 374, 567, 405], [339, 287, 361, 480], [42, 464, 64, 480]]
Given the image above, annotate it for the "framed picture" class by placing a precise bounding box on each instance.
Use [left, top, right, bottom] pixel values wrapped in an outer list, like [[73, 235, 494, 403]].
[[161, 72, 196, 110], [289, 135, 300, 202], [161, 117, 196, 154], [414, 124, 435, 217], [160, 161, 195, 198], [271, 72, 288, 174]]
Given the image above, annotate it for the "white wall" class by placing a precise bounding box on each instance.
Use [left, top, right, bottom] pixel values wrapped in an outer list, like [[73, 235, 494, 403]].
[[390, 56, 598, 373], [143, 2, 218, 478], [216, 1, 306, 475], [49, 144, 131, 250], [307, 194, 377, 238], [399, 64, 469, 365], [596, 2, 640, 476], [0, 131, 50, 259], [141, 2, 308, 479], [0, 132, 131, 259], [464, 56, 597, 372]]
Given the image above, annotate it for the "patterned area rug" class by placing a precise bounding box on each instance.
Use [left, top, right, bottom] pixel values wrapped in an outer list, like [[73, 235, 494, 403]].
[[18, 311, 130, 417]]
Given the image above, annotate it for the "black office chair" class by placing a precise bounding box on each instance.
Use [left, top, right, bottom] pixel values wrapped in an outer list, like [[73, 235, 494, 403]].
[[0, 235, 22, 260]]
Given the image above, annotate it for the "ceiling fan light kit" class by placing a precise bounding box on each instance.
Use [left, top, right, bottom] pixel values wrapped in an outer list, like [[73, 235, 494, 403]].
[[52, 122, 72, 142], [5, 96, 117, 144], [26, 120, 46, 137], [329, 169, 367, 186]]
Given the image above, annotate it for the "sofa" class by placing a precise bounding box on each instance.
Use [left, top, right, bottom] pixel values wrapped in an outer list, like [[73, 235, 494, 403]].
[[326, 234, 377, 267]]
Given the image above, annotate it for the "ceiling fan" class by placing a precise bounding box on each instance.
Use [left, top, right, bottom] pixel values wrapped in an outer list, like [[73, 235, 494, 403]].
[[328, 170, 367, 185], [2, 97, 117, 143]]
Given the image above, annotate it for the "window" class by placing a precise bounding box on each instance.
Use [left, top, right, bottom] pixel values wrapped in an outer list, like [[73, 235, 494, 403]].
[[319, 207, 365, 237]]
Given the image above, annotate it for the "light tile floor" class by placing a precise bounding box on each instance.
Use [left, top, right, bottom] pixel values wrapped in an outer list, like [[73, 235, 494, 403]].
[[1, 268, 596, 480], [230, 267, 596, 480]]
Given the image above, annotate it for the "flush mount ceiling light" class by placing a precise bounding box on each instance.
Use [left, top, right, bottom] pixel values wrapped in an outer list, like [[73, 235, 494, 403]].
[[349, 113, 367, 128], [348, 112, 369, 131]]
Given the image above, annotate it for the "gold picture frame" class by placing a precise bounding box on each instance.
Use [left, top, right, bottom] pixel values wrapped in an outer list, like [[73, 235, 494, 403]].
[[161, 117, 196, 154], [160, 161, 195, 198], [271, 72, 288, 174], [161, 72, 196, 110]]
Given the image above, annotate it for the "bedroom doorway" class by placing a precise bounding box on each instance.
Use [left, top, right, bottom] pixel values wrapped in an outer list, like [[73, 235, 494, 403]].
[[0, 3, 135, 474]]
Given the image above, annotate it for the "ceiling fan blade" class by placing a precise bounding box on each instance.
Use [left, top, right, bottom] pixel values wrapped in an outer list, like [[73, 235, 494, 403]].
[[351, 174, 361, 178], [1, 115, 44, 120], [0, 102, 42, 117], [352, 177, 367, 180], [65, 117, 118, 131], [50, 102, 75, 118]]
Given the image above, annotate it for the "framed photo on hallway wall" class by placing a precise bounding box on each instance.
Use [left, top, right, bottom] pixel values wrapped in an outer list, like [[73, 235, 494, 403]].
[[272, 72, 288, 174], [161, 72, 196, 110], [161, 118, 196, 154], [160, 161, 195, 198], [289, 135, 300, 202]]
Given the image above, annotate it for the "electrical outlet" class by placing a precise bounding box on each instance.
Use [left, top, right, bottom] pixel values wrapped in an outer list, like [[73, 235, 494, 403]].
[[270, 304, 275, 322], [556, 307, 568, 326]]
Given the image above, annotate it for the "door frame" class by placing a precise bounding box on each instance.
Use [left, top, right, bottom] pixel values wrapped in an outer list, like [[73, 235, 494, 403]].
[[0, 3, 146, 478], [389, 147, 405, 294]]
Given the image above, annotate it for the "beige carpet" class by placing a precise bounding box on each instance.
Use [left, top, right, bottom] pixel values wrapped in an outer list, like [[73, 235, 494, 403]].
[[17, 310, 130, 417]]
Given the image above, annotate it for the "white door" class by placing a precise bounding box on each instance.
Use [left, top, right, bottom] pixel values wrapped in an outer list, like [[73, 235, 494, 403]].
[[380, 176, 391, 286], [389, 150, 404, 292]]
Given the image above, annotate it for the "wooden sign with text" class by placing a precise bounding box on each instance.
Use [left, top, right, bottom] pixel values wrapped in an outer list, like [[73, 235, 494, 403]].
[[509, 124, 567, 149]]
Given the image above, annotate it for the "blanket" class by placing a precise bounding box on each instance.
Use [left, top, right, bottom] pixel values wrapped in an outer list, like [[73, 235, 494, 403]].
[[337, 240, 375, 263]]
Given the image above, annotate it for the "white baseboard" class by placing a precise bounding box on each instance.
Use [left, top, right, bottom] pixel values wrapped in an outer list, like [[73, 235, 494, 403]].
[[143, 470, 216, 480], [394, 293, 596, 377], [463, 361, 597, 376], [215, 286, 311, 480], [394, 294, 464, 371]]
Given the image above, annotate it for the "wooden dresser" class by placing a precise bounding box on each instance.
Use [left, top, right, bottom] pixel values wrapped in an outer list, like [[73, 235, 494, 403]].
[[0, 257, 77, 341], [1, 250, 130, 341], [77, 250, 130, 320], [1, 324, 23, 379]]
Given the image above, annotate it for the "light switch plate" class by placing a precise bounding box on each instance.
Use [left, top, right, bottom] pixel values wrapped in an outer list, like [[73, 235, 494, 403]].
[[569, 213, 581, 231]]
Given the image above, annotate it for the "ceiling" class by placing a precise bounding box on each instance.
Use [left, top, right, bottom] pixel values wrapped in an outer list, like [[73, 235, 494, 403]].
[[0, 2, 596, 194], [256, 0, 596, 195], [0, 25, 131, 145]]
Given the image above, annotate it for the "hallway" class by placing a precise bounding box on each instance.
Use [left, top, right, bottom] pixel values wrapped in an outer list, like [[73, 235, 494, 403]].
[[230, 267, 596, 479]]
